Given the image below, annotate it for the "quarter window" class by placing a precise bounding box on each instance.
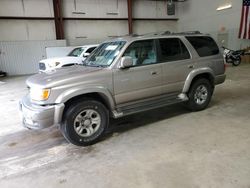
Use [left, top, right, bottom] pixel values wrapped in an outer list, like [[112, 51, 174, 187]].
[[123, 40, 157, 66], [186, 36, 219, 57], [158, 38, 190, 62]]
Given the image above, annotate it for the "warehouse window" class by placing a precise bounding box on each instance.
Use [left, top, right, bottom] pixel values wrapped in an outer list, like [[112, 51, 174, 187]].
[[186, 36, 219, 57], [158, 38, 190, 62]]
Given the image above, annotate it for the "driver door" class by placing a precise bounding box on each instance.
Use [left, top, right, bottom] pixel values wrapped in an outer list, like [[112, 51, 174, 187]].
[[113, 39, 163, 105]]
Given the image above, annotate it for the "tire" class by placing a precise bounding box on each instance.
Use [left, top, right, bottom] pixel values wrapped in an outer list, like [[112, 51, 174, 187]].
[[232, 56, 241, 66], [60, 99, 109, 146], [0, 71, 6, 77], [186, 78, 213, 111]]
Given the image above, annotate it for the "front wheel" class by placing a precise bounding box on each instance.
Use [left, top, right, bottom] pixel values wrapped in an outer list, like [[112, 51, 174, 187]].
[[60, 99, 109, 146], [186, 78, 213, 111], [232, 56, 241, 66]]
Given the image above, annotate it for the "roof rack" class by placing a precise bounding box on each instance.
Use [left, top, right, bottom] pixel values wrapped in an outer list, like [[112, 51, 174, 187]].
[[141, 31, 172, 36], [138, 30, 202, 37], [172, 31, 202, 35], [121, 33, 143, 37], [118, 30, 202, 39]]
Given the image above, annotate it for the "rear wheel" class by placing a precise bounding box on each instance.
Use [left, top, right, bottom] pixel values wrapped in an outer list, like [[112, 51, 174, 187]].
[[60, 99, 109, 146], [186, 78, 213, 111], [232, 56, 241, 66]]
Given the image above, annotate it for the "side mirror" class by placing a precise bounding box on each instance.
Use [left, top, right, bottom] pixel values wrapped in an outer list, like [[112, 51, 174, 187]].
[[119, 56, 133, 69], [83, 52, 90, 57]]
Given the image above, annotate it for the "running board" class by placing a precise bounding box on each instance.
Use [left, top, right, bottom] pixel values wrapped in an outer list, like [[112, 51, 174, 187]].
[[112, 93, 188, 118]]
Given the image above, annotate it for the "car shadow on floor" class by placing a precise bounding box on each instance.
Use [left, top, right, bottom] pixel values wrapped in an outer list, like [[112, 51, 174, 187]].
[[105, 104, 190, 137], [0, 104, 190, 158]]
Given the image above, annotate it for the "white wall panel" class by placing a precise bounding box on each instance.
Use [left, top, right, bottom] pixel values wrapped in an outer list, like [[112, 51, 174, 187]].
[[0, 0, 24, 16], [62, 0, 177, 18], [62, 0, 127, 18], [133, 0, 178, 19], [0, 40, 66, 75], [0, 0, 53, 17], [64, 18, 177, 41], [67, 38, 106, 46], [0, 20, 28, 41], [23, 0, 54, 17], [64, 20, 128, 39], [0, 20, 56, 41], [178, 0, 249, 49], [133, 20, 177, 35], [46, 46, 76, 58], [26, 20, 56, 40]]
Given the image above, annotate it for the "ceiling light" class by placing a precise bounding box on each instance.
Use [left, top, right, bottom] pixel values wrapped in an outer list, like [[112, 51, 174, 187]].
[[216, 4, 232, 11]]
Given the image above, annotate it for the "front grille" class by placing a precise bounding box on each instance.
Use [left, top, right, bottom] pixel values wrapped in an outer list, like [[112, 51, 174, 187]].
[[39, 63, 46, 70]]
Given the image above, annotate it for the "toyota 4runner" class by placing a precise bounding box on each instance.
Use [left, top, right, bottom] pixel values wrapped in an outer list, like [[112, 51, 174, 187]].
[[19, 31, 226, 146]]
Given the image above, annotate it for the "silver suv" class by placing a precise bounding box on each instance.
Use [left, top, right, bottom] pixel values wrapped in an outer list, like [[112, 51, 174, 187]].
[[19, 31, 226, 146]]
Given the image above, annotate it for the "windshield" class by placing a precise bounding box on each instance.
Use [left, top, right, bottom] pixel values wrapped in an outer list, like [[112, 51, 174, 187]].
[[68, 47, 85, 57], [83, 41, 126, 67]]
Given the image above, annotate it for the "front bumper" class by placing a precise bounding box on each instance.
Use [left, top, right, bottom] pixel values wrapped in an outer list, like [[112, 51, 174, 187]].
[[19, 96, 65, 129]]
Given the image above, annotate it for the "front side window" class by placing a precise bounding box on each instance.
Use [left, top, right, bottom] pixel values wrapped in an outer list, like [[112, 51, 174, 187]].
[[186, 36, 219, 57], [68, 47, 85, 57], [158, 38, 190, 62], [123, 40, 156, 66], [84, 41, 126, 67]]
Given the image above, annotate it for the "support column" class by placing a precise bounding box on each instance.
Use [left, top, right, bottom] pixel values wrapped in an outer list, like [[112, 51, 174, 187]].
[[53, 0, 64, 39], [127, 0, 133, 35]]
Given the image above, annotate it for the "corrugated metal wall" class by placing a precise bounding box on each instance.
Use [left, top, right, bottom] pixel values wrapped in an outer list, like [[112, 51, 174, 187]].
[[0, 40, 66, 75]]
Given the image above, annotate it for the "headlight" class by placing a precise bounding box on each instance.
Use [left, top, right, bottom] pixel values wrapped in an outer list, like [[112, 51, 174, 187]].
[[48, 62, 60, 68], [30, 88, 50, 101]]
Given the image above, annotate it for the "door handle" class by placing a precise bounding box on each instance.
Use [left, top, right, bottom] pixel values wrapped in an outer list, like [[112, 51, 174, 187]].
[[188, 65, 194, 69], [151, 71, 158, 75]]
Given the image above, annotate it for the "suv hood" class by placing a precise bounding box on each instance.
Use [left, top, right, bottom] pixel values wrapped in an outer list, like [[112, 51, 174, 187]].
[[27, 65, 104, 88]]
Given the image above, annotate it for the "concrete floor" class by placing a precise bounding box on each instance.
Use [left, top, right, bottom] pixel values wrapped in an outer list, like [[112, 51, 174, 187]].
[[0, 64, 250, 188]]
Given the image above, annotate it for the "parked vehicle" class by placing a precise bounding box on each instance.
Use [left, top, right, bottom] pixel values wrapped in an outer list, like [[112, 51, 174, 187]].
[[0, 71, 6, 77], [39, 44, 98, 72], [20, 31, 226, 146], [222, 46, 245, 66]]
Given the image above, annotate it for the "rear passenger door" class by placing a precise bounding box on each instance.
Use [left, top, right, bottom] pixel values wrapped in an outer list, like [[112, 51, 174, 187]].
[[158, 37, 193, 94]]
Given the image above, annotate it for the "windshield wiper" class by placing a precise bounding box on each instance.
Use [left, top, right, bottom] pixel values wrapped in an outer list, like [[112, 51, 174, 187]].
[[88, 64, 107, 68], [83, 62, 107, 68], [81, 62, 106, 68], [81, 61, 90, 66]]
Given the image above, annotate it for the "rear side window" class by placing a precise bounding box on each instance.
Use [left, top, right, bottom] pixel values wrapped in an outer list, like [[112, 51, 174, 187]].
[[158, 38, 190, 62], [186, 36, 219, 57]]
